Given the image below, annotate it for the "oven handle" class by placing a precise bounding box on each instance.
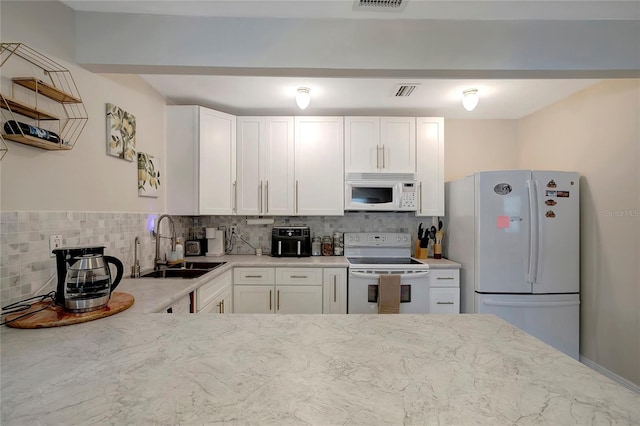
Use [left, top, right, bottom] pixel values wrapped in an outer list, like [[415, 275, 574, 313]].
[[349, 271, 429, 279]]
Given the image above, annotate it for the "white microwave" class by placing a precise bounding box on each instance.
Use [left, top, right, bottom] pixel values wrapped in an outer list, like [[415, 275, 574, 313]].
[[345, 174, 418, 212]]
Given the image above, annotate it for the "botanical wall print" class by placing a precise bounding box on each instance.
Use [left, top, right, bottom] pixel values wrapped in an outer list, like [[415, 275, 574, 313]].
[[106, 103, 136, 161], [138, 152, 161, 198]]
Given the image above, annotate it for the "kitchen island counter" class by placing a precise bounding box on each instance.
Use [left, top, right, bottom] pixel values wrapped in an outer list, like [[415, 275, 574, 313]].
[[1, 313, 637, 425]]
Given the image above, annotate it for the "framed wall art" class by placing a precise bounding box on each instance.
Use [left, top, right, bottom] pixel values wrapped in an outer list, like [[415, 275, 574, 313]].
[[106, 103, 136, 161], [138, 152, 161, 198]]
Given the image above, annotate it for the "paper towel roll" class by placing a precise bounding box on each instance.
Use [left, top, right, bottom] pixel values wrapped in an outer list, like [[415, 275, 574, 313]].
[[206, 228, 219, 238]]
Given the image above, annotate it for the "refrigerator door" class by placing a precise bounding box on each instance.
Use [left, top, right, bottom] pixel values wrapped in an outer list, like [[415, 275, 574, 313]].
[[476, 171, 532, 293], [476, 293, 580, 359], [532, 171, 580, 294]]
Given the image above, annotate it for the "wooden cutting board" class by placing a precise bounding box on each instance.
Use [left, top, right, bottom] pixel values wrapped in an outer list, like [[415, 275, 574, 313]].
[[5, 292, 134, 329]]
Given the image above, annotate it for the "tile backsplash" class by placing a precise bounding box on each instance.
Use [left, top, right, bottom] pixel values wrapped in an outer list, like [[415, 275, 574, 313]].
[[1, 211, 433, 308]]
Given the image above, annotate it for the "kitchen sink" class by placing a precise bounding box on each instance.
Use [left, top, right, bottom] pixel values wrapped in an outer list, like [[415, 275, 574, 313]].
[[167, 261, 226, 270], [140, 261, 226, 279]]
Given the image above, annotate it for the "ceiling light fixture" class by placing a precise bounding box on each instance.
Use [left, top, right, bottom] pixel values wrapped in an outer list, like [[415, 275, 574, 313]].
[[462, 88, 479, 111], [296, 87, 311, 110]]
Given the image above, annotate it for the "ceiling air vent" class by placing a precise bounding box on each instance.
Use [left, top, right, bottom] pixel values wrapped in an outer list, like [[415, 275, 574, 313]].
[[354, 0, 407, 11], [394, 84, 420, 97]]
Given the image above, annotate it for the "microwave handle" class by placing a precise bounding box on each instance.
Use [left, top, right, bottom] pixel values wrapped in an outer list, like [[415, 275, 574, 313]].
[[278, 240, 282, 256]]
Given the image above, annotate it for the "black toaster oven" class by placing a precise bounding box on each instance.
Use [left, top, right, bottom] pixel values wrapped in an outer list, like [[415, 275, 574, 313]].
[[271, 226, 311, 257]]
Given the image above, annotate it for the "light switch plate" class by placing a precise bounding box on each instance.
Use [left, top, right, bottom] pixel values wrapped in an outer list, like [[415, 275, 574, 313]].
[[49, 234, 62, 256]]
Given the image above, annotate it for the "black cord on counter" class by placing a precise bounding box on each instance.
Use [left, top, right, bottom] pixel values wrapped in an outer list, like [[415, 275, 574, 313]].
[[1, 291, 56, 326]]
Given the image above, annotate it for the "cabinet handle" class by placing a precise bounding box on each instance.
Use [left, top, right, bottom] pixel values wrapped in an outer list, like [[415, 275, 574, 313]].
[[233, 180, 238, 213], [436, 277, 455, 280], [221, 299, 225, 313], [277, 290, 280, 311], [266, 181, 269, 213], [333, 276, 337, 303], [259, 181, 263, 214], [290, 275, 307, 279], [376, 145, 380, 169], [436, 302, 455, 305], [245, 275, 263, 278], [269, 289, 272, 311], [295, 180, 299, 214], [418, 181, 423, 214], [381, 145, 385, 169], [217, 301, 222, 313]]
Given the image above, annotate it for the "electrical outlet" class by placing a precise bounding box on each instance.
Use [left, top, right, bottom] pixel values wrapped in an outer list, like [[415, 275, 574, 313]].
[[230, 225, 238, 235], [49, 234, 62, 256]]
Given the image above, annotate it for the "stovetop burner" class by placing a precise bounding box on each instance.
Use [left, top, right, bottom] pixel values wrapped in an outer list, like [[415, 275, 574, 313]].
[[347, 257, 424, 265]]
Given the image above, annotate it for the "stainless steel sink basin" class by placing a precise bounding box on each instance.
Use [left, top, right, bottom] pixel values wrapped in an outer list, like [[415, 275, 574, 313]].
[[168, 261, 226, 270], [140, 261, 226, 279]]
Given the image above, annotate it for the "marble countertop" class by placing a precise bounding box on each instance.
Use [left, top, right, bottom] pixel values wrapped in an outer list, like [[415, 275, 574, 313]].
[[1, 313, 637, 425], [118, 255, 461, 313]]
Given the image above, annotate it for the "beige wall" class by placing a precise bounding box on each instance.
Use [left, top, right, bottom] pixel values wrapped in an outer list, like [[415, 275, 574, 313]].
[[444, 119, 518, 181], [518, 79, 640, 385], [0, 1, 167, 212]]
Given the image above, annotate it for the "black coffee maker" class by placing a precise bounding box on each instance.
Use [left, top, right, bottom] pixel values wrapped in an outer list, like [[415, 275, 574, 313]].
[[52, 246, 105, 306]]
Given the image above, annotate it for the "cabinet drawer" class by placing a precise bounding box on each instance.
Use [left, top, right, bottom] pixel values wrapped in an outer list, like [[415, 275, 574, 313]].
[[429, 269, 460, 287], [429, 287, 460, 314], [234, 267, 275, 285], [276, 268, 323, 285], [196, 270, 232, 311]]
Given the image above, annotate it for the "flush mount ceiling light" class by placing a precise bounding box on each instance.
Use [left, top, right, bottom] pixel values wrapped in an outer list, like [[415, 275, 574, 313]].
[[296, 87, 311, 110], [462, 89, 479, 111]]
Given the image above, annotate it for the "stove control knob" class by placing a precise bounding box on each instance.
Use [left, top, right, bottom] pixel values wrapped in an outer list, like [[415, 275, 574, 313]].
[[403, 236, 409, 242]]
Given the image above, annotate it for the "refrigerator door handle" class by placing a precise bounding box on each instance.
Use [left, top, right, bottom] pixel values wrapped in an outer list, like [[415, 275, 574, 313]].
[[526, 179, 539, 284], [483, 299, 580, 308]]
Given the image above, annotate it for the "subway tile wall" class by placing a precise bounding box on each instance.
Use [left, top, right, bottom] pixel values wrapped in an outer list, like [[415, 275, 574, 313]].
[[1, 211, 435, 308], [0, 211, 166, 308], [175, 212, 431, 255]]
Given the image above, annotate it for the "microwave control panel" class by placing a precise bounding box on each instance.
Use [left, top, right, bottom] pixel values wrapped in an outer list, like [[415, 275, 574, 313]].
[[400, 183, 417, 209]]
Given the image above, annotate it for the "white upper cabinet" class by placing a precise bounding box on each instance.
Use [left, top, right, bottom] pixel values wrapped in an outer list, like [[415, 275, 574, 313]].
[[345, 117, 416, 173], [416, 117, 445, 217], [236, 117, 294, 216], [166, 106, 236, 216], [294, 116, 344, 216]]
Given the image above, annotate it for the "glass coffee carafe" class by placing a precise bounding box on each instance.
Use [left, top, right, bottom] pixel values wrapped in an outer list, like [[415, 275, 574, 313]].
[[64, 254, 123, 313]]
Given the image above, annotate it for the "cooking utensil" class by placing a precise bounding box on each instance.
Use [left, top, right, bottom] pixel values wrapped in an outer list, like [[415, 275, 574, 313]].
[[430, 226, 437, 241], [438, 220, 443, 231]]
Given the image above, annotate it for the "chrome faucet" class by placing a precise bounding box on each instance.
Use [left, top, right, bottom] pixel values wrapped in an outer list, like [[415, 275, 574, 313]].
[[131, 236, 141, 278], [154, 214, 176, 271]]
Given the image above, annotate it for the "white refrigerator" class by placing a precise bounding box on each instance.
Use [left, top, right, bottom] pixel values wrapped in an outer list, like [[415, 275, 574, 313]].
[[445, 170, 580, 359]]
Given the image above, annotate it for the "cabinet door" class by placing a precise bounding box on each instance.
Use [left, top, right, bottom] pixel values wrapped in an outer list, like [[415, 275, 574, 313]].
[[198, 285, 232, 314], [380, 117, 416, 173], [344, 117, 380, 173], [416, 117, 444, 216], [429, 287, 460, 314], [236, 117, 263, 215], [199, 108, 236, 215], [276, 285, 323, 314], [233, 285, 273, 313], [166, 294, 192, 314], [264, 117, 295, 215], [294, 116, 344, 216], [166, 106, 199, 215], [196, 270, 232, 311], [323, 268, 347, 314]]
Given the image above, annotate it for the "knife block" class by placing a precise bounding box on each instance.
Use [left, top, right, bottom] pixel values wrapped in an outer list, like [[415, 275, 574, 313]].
[[415, 247, 428, 259]]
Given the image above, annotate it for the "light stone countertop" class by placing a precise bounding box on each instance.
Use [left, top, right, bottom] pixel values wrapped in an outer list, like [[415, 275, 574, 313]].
[[117, 255, 460, 313], [1, 313, 638, 425]]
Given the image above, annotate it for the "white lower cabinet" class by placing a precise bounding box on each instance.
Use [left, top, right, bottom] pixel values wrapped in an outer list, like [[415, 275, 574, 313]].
[[233, 267, 323, 314], [323, 268, 347, 314], [166, 293, 193, 314], [428, 269, 460, 314], [196, 270, 233, 314]]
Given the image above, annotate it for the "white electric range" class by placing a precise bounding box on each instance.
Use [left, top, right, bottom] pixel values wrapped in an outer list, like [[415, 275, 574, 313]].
[[345, 232, 429, 314]]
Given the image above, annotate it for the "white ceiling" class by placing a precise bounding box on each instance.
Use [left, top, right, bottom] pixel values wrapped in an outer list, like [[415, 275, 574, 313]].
[[61, 0, 630, 118]]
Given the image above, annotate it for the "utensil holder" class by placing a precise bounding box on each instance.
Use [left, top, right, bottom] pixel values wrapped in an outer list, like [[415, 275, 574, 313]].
[[416, 247, 428, 259]]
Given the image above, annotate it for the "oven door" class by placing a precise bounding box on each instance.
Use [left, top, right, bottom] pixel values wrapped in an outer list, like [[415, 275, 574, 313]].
[[345, 181, 401, 211], [347, 270, 429, 314]]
